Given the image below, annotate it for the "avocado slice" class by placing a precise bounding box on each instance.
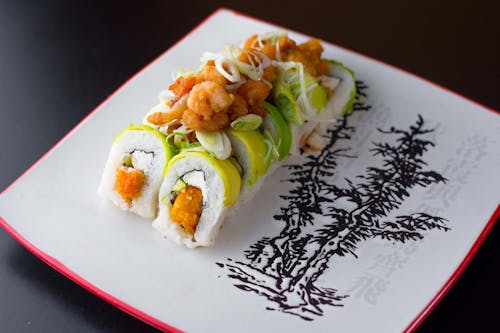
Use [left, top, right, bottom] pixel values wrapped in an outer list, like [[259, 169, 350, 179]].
[[328, 60, 357, 116], [166, 151, 241, 206], [226, 129, 271, 187], [114, 124, 174, 173], [261, 101, 292, 161]]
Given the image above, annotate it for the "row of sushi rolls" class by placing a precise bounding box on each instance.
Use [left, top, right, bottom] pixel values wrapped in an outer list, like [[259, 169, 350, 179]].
[[98, 32, 356, 248]]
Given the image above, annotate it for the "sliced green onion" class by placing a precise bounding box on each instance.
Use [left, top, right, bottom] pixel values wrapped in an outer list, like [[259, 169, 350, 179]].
[[171, 68, 196, 81], [173, 133, 185, 147], [165, 131, 196, 154], [215, 56, 241, 83], [183, 142, 202, 149], [226, 45, 263, 80], [166, 131, 189, 149], [262, 130, 280, 162], [327, 59, 357, 116], [273, 78, 302, 125], [230, 114, 263, 131], [261, 101, 292, 161], [195, 130, 232, 160], [200, 52, 218, 62], [166, 131, 188, 143]]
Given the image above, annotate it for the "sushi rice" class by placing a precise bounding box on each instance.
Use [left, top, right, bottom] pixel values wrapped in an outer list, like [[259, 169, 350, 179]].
[[98, 125, 172, 218], [153, 151, 241, 247]]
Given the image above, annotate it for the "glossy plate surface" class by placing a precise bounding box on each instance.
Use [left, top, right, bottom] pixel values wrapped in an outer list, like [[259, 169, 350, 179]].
[[0, 8, 499, 333]]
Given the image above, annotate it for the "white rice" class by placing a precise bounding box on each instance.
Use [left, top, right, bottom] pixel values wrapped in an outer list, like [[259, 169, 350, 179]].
[[98, 128, 168, 218], [152, 154, 231, 248]]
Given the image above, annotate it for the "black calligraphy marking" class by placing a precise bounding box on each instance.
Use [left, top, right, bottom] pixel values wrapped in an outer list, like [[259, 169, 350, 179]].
[[218, 81, 449, 321]]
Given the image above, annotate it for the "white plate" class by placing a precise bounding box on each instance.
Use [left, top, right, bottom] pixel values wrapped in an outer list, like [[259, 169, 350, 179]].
[[1, 8, 499, 333]]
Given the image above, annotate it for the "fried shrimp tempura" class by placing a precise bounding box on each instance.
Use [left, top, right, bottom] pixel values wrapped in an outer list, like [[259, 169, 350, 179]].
[[183, 81, 233, 131], [196, 60, 227, 87]]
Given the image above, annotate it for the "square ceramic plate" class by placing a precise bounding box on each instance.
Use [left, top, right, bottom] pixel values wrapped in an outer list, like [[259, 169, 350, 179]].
[[1, 8, 499, 333]]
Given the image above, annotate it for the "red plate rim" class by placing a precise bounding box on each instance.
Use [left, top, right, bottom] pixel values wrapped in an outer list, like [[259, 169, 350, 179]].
[[0, 7, 499, 333]]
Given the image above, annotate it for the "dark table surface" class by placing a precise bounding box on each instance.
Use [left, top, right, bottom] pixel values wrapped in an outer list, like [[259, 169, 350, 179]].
[[0, 1, 498, 332]]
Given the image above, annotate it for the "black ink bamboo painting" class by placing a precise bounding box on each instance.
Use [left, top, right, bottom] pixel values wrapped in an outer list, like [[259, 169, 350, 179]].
[[217, 81, 449, 321]]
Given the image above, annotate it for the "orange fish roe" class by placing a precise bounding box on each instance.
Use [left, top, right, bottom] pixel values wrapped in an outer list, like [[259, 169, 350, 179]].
[[114, 166, 147, 205], [170, 185, 203, 236]]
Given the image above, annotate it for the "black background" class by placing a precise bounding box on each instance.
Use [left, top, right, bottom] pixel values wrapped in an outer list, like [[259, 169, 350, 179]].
[[0, 1, 499, 332]]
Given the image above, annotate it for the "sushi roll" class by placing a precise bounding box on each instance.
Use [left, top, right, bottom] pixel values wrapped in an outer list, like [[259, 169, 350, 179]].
[[225, 129, 271, 203], [97, 32, 357, 247], [152, 150, 241, 247], [98, 124, 173, 218], [272, 56, 356, 153]]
